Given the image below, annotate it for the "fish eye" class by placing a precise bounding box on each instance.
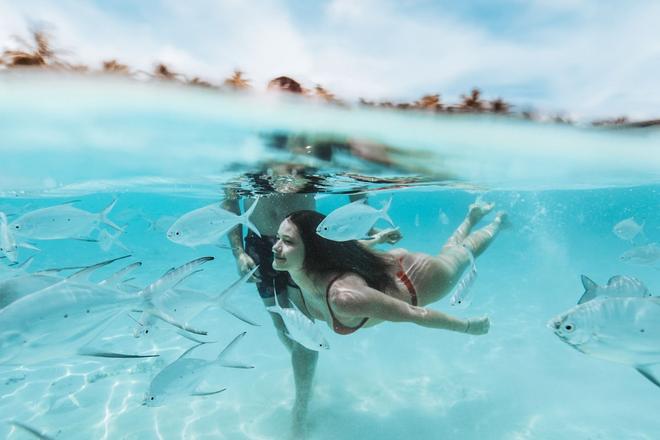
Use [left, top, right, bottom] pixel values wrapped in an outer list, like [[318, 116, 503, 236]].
[[14, 225, 19, 229], [150, 396, 154, 400], [563, 324, 574, 332], [175, 232, 180, 236]]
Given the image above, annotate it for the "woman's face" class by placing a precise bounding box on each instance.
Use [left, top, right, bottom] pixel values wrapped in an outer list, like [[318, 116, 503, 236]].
[[272, 218, 305, 272]]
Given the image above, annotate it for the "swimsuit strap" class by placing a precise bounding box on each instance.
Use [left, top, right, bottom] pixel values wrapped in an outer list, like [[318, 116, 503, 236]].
[[325, 274, 369, 335], [396, 258, 418, 306]]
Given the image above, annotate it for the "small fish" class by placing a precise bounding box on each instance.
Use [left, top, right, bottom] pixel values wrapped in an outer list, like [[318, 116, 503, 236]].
[[549, 296, 660, 388], [267, 289, 330, 351], [167, 199, 260, 247], [9, 199, 123, 241], [132, 257, 215, 337], [613, 217, 644, 242], [619, 243, 660, 265], [144, 332, 253, 407], [450, 247, 477, 308], [577, 274, 650, 304], [0, 212, 18, 263], [8, 420, 55, 440], [316, 198, 394, 242]]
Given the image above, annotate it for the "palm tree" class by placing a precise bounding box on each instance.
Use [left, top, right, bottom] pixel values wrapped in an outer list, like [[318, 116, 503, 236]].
[[152, 63, 186, 81], [414, 94, 443, 112], [187, 77, 217, 89], [102, 59, 131, 75], [1, 30, 62, 68], [458, 88, 485, 112], [489, 98, 511, 114], [314, 84, 342, 104], [223, 69, 251, 90]]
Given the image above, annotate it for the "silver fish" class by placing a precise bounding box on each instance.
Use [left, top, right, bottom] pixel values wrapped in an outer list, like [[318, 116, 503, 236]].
[[132, 267, 261, 339], [8, 421, 55, 440], [267, 290, 330, 351], [612, 217, 644, 242], [167, 199, 260, 247], [143, 332, 253, 407], [577, 274, 650, 304], [316, 198, 394, 242], [450, 247, 477, 308], [0, 212, 18, 263], [0, 256, 212, 365], [549, 296, 660, 388], [619, 242, 660, 265], [10, 199, 123, 241], [130, 257, 216, 338]]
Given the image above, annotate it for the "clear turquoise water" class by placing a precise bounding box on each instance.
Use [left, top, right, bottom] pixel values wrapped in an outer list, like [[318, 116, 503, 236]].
[[1, 75, 659, 439]]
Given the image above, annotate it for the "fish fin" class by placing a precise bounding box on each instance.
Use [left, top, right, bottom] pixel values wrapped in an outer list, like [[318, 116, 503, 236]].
[[218, 266, 260, 302], [66, 255, 132, 283], [577, 291, 596, 305], [221, 303, 261, 326], [141, 256, 214, 300], [380, 197, 395, 226], [175, 329, 217, 345], [99, 198, 124, 232], [98, 229, 130, 253], [15, 256, 34, 270], [190, 388, 226, 397], [217, 331, 254, 368], [77, 348, 159, 359], [18, 242, 40, 251], [8, 420, 55, 440], [242, 197, 261, 237], [265, 306, 281, 315], [98, 262, 142, 288], [635, 365, 660, 388], [577, 275, 598, 304], [145, 308, 208, 336], [606, 275, 626, 285], [580, 274, 597, 291], [174, 341, 208, 362]]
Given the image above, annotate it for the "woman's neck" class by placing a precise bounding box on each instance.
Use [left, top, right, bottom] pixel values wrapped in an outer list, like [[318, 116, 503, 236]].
[[287, 268, 324, 295]]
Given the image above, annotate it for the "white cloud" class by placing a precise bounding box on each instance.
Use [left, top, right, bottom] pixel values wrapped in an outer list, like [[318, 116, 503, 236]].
[[1, 0, 658, 118]]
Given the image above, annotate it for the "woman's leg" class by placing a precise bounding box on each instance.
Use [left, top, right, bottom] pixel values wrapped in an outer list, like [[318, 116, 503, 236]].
[[441, 201, 495, 251], [419, 211, 506, 305], [462, 211, 507, 258]]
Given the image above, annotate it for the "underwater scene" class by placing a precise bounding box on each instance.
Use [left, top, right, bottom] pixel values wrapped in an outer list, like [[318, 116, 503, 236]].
[[1, 76, 660, 440]]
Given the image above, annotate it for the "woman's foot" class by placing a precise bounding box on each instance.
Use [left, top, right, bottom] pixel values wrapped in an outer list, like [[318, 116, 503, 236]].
[[493, 211, 511, 229], [468, 201, 495, 224]]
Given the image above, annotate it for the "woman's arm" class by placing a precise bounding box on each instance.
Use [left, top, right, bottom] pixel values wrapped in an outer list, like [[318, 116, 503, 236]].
[[331, 277, 488, 335]]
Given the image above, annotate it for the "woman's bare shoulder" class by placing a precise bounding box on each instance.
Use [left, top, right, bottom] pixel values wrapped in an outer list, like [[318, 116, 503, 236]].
[[386, 248, 410, 259], [328, 272, 368, 289]]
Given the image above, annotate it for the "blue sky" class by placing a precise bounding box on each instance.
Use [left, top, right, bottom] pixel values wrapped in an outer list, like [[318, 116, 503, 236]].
[[1, 0, 658, 119]]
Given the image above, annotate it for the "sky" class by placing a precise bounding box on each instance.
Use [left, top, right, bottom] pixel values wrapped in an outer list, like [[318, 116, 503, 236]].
[[1, 0, 659, 119]]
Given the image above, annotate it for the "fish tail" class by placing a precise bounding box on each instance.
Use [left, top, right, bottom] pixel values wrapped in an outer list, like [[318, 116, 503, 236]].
[[380, 197, 395, 226], [97, 229, 130, 253], [242, 197, 261, 237], [216, 331, 254, 369], [99, 198, 124, 232]]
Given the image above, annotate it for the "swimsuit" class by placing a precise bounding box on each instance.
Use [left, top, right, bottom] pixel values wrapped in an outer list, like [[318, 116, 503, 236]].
[[244, 231, 298, 299], [325, 259, 418, 335]]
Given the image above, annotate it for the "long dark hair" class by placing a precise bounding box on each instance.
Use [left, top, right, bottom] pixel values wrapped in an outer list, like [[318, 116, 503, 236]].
[[287, 210, 397, 292]]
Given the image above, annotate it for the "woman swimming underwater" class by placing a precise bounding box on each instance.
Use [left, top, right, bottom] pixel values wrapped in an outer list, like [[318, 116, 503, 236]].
[[271, 202, 508, 336]]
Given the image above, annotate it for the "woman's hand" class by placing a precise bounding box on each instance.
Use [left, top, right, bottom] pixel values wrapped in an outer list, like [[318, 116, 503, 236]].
[[464, 316, 490, 335], [236, 251, 260, 282], [373, 227, 403, 245]]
